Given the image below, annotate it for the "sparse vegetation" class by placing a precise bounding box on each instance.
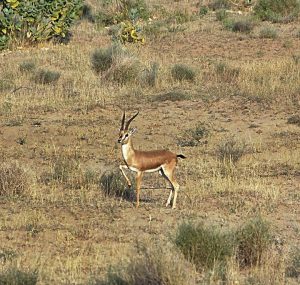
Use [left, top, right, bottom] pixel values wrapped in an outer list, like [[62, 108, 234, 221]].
[[208, 0, 230, 11], [177, 122, 209, 147]]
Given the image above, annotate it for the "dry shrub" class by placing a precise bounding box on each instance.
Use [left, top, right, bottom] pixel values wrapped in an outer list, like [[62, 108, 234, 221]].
[[171, 64, 196, 82], [94, 242, 196, 285], [0, 162, 30, 196]]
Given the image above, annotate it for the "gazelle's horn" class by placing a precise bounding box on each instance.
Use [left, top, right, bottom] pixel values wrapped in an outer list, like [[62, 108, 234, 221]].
[[125, 111, 139, 130], [120, 111, 126, 130]]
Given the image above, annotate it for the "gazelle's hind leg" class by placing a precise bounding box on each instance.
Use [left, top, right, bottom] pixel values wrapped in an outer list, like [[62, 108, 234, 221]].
[[162, 161, 179, 209]]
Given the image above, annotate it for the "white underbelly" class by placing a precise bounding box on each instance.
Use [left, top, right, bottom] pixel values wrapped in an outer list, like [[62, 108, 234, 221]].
[[129, 166, 161, 173]]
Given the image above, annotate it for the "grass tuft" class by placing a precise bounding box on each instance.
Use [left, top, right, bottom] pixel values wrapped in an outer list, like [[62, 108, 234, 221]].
[[153, 90, 190, 102], [0, 162, 30, 197], [99, 170, 135, 199]]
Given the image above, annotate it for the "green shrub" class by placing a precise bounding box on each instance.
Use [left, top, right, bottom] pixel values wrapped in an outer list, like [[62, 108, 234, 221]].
[[81, 3, 94, 22], [177, 123, 209, 147], [254, 0, 300, 22], [259, 26, 278, 39], [175, 222, 234, 270], [0, 161, 29, 196], [235, 217, 271, 267], [19, 61, 36, 73], [0, 0, 83, 50], [0, 268, 38, 285], [99, 170, 135, 199], [216, 137, 247, 164], [171, 64, 196, 82], [33, 69, 61, 85]]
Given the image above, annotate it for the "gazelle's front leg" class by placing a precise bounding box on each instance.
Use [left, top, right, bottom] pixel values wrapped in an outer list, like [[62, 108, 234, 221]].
[[136, 171, 143, 208], [119, 165, 132, 187]]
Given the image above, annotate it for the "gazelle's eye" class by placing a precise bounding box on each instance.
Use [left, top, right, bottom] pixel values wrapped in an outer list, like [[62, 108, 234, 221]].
[[124, 134, 128, 138]]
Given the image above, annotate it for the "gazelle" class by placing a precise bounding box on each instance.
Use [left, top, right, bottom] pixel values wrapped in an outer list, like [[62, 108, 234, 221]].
[[118, 111, 186, 209]]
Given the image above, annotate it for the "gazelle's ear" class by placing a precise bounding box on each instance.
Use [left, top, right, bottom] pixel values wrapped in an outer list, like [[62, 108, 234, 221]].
[[129, 127, 137, 135]]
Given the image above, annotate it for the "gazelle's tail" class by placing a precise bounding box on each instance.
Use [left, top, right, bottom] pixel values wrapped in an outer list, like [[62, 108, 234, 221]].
[[177, 154, 186, 159]]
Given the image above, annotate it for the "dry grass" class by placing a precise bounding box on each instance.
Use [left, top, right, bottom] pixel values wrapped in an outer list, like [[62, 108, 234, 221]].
[[0, 1, 299, 284]]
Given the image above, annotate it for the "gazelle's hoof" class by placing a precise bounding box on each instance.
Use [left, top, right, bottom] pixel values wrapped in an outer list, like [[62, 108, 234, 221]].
[[172, 205, 176, 209], [165, 203, 170, 207]]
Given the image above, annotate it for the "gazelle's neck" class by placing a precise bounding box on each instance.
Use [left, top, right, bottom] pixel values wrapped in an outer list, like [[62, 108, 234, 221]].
[[121, 137, 135, 162]]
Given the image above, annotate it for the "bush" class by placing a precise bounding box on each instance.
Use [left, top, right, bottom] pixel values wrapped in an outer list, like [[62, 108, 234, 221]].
[[0, 268, 38, 285], [235, 217, 271, 267], [153, 90, 190, 102], [175, 222, 234, 270], [0, 162, 29, 196], [254, 0, 300, 22], [177, 123, 209, 147], [0, 0, 83, 50], [91, 47, 114, 73], [171, 64, 196, 82], [19, 61, 36, 73], [93, 243, 196, 285], [216, 137, 247, 164], [33, 69, 61, 85], [99, 170, 135, 199], [231, 18, 255, 33], [259, 26, 278, 39]]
